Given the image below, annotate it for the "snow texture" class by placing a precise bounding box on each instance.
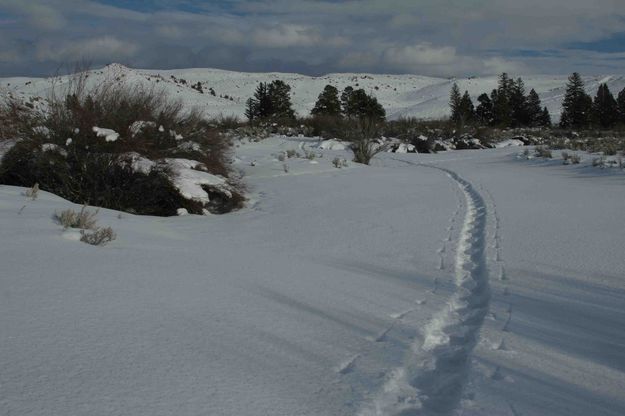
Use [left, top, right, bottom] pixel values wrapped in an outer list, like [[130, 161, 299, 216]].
[[1, 135, 625, 416]]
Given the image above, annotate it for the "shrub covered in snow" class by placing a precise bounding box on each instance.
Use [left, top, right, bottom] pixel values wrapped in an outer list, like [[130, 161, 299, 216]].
[[0, 79, 244, 216]]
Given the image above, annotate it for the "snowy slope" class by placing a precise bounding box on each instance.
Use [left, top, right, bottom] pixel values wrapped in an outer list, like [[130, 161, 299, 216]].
[[2, 138, 625, 416], [2, 64, 624, 121]]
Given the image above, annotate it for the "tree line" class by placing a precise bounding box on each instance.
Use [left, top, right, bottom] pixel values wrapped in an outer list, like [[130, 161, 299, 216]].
[[450, 73, 551, 128], [450, 72, 625, 130], [245, 81, 385, 122]]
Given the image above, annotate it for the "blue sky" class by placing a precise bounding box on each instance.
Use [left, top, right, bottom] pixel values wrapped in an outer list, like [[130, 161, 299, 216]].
[[0, 0, 624, 77]]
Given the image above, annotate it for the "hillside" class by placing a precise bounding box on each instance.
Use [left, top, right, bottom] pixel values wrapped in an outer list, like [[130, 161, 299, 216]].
[[2, 64, 625, 122]]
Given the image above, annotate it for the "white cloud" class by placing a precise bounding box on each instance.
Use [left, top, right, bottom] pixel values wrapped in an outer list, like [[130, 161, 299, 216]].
[[251, 24, 349, 48], [384, 43, 457, 68], [36, 36, 139, 62]]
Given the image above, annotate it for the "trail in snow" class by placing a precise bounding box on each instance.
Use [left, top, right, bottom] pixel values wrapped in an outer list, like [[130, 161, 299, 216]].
[[360, 166, 491, 416]]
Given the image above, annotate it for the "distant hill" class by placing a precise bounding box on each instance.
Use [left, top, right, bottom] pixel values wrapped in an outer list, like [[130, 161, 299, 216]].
[[2, 63, 624, 122]]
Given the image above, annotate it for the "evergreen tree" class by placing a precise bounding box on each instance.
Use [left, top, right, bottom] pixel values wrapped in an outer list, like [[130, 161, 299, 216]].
[[267, 80, 295, 120], [560, 72, 592, 128], [245, 82, 271, 121], [341, 87, 385, 121], [311, 85, 341, 117], [492, 73, 513, 126], [617, 87, 625, 125], [458, 91, 475, 126], [539, 107, 552, 127], [526, 89, 543, 127], [350, 89, 386, 121], [245, 80, 295, 121], [509, 78, 529, 126], [591, 83, 619, 128], [244, 97, 257, 121], [341, 86, 354, 116], [449, 82, 462, 124], [475, 93, 493, 125]]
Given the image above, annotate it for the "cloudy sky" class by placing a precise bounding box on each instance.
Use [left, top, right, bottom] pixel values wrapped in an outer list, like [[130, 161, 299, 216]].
[[1, 0, 624, 77]]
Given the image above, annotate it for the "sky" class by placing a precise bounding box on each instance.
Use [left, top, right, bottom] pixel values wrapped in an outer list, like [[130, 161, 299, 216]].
[[0, 0, 624, 77]]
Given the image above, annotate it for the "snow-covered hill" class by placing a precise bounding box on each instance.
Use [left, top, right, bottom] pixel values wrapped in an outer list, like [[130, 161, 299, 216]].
[[2, 64, 625, 122]]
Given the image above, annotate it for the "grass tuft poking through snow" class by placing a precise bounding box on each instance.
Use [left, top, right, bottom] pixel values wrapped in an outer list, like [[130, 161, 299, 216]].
[[54, 205, 99, 230]]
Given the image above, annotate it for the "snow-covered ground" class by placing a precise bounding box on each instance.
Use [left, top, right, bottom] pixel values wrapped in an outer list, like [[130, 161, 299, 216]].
[[1, 136, 624, 415], [2, 64, 625, 122]]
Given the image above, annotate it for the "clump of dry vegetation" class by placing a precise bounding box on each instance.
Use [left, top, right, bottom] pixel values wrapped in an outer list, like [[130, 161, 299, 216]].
[[80, 227, 116, 246], [54, 205, 99, 230], [0, 70, 244, 216]]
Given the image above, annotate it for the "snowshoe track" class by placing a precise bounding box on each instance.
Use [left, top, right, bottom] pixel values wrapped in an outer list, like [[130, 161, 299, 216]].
[[360, 166, 491, 416]]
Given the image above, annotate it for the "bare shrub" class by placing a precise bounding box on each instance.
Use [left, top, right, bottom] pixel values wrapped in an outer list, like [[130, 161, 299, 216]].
[[80, 227, 116, 246], [561, 151, 570, 163], [54, 205, 98, 230], [304, 150, 316, 160], [23, 183, 39, 200], [332, 157, 348, 168], [350, 117, 387, 165], [570, 153, 581, 164], [592, 157, 605, 168], [1, 72, 243, 216], [535, 146, 552, 158], [286, 149, 300, 158]]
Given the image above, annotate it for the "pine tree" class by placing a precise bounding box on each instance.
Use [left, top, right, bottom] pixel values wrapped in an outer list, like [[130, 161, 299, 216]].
[[341, 87, 385, 121], [449, 82, 462, 124], [509, 78, 529, 126], [245, 81, 295, 121], [244, 97, 257, 121], [349, 89, 385, 121], [539, 107, 552, 127], [617, 87, 625, 125], [492, 74, 513, 126], [245, 82, 272, 121], [526, 89, 543, 127], [267, 80, 295, 120], [311, 85, 341, 117], [475, 93, 493, 125], [560, 72, 592, 128], [341, 86, 354, 117], [592, 83, 619, 128], [458, 91, 475, 126]]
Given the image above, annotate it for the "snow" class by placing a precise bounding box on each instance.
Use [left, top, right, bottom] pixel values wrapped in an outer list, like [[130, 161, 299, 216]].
[[2, 136, 625, 416], [315, 138, 349, 150], [495, 139, 525, 148], [164, 158, 230, 203], [123, 152, 156, 174], [92, 126, 120, 142], [389, 143, 416, 153], [0, 138, 18, 159], [129, 120, 156, 137], [41, 143, 68, 156]]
